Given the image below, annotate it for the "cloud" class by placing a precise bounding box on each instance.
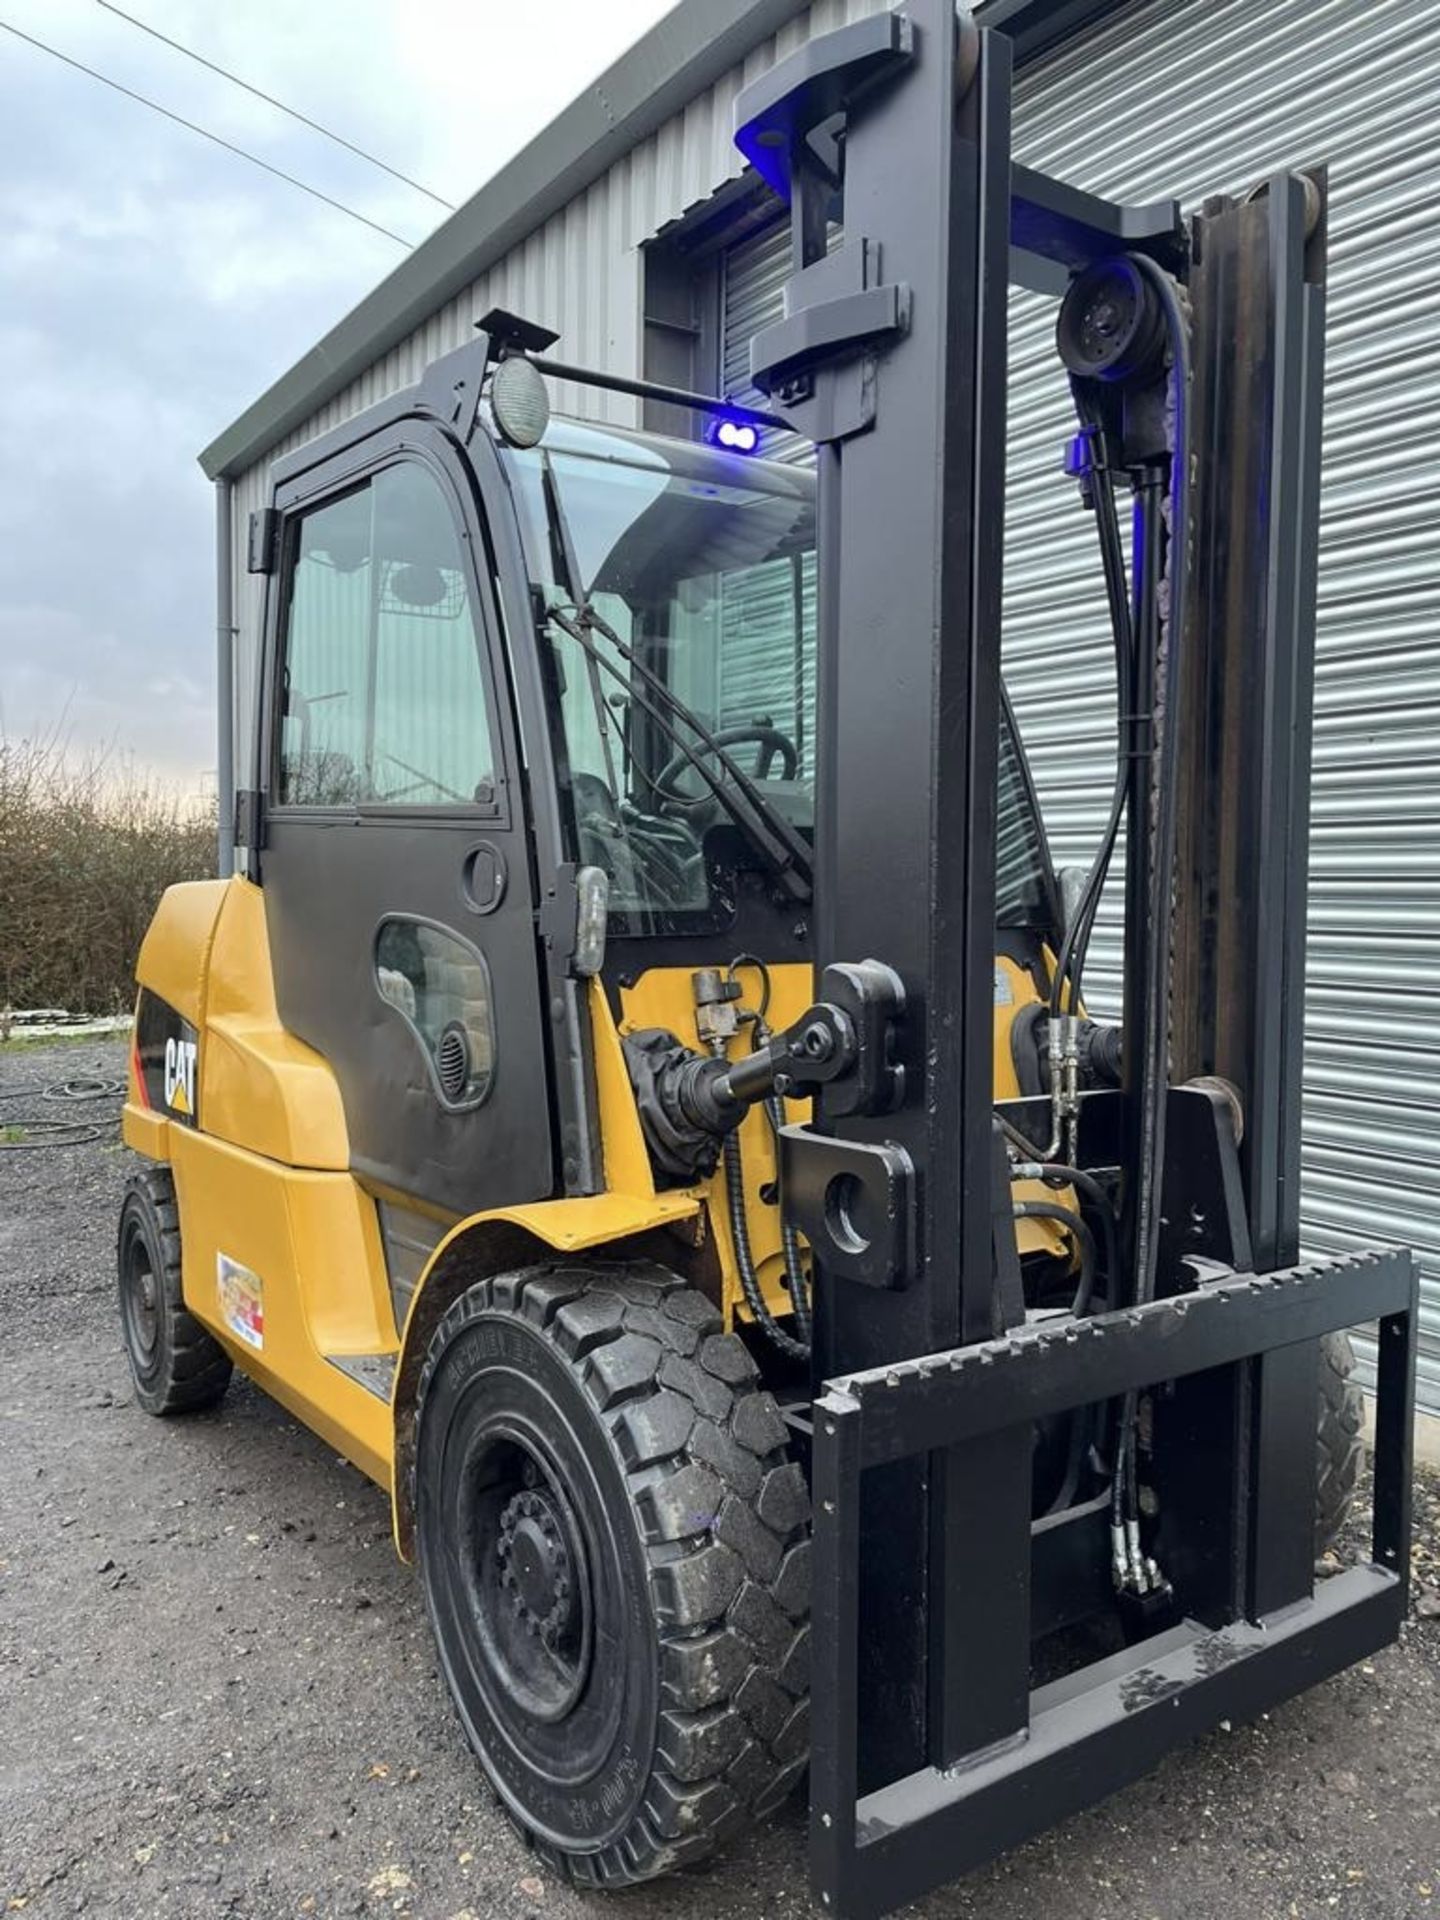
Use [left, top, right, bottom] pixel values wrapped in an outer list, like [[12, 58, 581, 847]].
[[0, 0, 677, 782]]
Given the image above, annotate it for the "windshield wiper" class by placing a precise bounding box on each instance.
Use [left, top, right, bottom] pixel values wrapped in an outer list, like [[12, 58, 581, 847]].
[[543, 601, 812, 902]]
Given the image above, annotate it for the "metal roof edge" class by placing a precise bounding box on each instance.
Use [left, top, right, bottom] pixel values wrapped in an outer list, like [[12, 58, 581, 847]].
[[199, 0, 812, 480]]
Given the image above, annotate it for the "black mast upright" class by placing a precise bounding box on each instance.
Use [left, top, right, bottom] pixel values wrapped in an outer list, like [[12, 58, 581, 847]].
[[737, 0, 1018, 1789]]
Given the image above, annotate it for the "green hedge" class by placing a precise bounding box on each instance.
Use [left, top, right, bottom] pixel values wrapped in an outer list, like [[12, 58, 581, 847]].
[[0, 739, 217, 1016]]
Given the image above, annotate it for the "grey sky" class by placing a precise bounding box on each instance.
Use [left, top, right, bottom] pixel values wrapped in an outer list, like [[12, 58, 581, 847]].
[[0, 0, 675, 792]]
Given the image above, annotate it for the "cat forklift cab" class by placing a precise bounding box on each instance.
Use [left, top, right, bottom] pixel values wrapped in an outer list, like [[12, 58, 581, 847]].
[[118, 6, 1418, 1915]]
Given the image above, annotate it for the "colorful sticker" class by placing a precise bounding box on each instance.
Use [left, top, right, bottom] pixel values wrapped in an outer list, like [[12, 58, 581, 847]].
[[217, 1253, 264, 1350]]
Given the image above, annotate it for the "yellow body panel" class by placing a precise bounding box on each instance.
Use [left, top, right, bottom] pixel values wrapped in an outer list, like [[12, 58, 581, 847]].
[[998, 948, 1075, 1259], [202, 879, 349, 1169], [135, 878, 232, 1026], [401, 1192, 701, 1317], [130, 876, 349, 1169], [167, 1125, 396, 1486], [992, 954, 1034, 1103], [617, 964, 813, 1327], [121, 1105, 170, 1160], [992, 949, 1074, 1259]]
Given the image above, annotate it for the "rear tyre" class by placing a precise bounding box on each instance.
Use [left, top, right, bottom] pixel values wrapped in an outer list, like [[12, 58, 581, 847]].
[[413, 1263, 810, 1886], [117, 1166, 232, 1415], [1315, 1329, 1365, 1554]]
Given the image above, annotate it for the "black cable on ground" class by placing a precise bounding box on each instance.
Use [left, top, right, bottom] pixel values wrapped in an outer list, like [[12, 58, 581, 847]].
[[0, 1076, 124, 1102], [47, 1077, 125, 1102], [0, 1073, 124, 1148], [0, 1119, 103, 1149]]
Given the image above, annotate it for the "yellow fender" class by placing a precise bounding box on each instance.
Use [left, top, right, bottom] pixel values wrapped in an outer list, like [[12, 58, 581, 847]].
[[387, 1188, 702, 1560]]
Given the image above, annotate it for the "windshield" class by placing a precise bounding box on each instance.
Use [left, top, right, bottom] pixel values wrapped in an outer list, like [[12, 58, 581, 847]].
[[507, 423, 814, 935], [504, 419, 1054, 938]]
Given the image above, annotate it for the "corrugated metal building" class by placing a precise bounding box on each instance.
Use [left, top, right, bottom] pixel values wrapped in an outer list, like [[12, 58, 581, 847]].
[[202, 0, 1440, 1412]]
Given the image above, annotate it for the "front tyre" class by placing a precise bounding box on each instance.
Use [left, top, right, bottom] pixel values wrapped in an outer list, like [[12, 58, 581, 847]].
[[413, 1264, 810, 1886]]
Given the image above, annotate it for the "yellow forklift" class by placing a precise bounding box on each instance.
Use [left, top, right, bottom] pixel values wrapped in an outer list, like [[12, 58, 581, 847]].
[[117, 6, 1416, 1913]]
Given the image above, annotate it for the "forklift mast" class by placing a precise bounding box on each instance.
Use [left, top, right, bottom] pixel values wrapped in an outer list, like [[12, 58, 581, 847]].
[[722, 5, 1418, 1913]]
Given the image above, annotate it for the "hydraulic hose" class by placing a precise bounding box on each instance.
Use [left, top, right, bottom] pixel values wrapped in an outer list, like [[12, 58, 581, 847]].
[[1010, 1162, 1119, 1518], [1112, 256, 1192, 1583], [1049, 384, 1134, 1025], [1012, 1200, 1099, 1317], [1110, 1386, 1143, 1582], [722, 1127, 810, 1364], [1044, 1399, 1095, 1519], [1124, 254, 1192, 1314], [1013, 1159, 1120, 1312], [766, 1095, 813, 1345], [1011, 379, 1133, 1520], [1047, 255, 1191, 1582], [742, 957, 812, 1347], [1036, 1160, 1113, 1221], [713, 953, 812, 1363]]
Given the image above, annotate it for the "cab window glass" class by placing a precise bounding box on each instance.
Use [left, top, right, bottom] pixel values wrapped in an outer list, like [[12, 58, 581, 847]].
[[277, 463, 497, 809]]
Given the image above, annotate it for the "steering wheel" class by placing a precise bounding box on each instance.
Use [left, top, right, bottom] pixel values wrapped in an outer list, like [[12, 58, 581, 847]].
[[653, 725, 799, 814]]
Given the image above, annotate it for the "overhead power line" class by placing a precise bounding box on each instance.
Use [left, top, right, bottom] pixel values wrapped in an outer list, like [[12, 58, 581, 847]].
[[0, 16, 415, 247], [93, 0, 455, 211]]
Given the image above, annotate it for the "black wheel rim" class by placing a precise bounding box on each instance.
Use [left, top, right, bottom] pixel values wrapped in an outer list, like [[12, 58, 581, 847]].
[[120, 1217, 160, 1368], [458, 1420, 595, 1725], [419, 1326, 655, 1846]]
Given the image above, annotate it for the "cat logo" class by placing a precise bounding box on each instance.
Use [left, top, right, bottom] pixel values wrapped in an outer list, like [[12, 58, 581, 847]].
[[163, 1035, 198, 1117]]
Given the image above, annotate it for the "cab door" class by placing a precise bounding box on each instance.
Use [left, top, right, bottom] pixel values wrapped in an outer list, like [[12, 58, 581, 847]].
[[255, 424, 554, 1221]]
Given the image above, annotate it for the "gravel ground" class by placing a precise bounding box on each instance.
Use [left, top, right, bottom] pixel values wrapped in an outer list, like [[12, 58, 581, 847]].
[[2, 1032, 1437, 1920]]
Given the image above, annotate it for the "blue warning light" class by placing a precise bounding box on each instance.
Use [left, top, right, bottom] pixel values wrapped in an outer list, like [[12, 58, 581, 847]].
[[711, 417, 761, 453]]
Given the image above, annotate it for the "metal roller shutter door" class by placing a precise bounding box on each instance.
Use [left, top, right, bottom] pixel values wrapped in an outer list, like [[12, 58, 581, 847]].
[[720, 0, 1440, 1411]]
